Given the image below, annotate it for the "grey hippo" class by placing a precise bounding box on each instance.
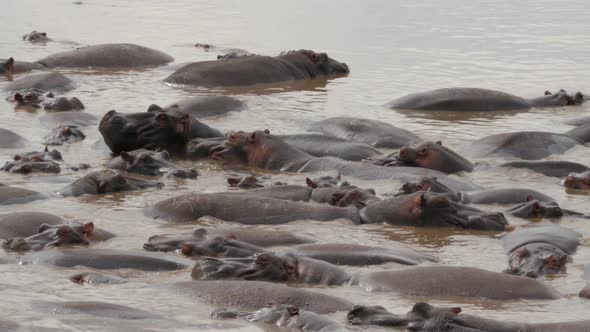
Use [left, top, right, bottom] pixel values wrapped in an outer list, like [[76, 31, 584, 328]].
[[7, 89, 84, 111], [44, 125, 86, 145], [277, 133, 383, 161], [160, 95, 246, 118], [499, 160, 589, 178], [562, 171, 590, 190], [2, 72, 75, 93], [58, 170, 163, 197], [0, 128, 28, 148], [208, 130, 479, 191], [307, 117, 423, 148], [40, 111, 98, 128], [0, 186, 45, 205], [2, 149, 61, 174], [22, 30, 51, 43], [501, 225, 582, 278], [0, 212, 65, 238], [106, 149, 198, 178], [192, 254, 560, 300], [0, 58, 44, 75], [164, 49, 349, 87], [387, 87, 585, 112]]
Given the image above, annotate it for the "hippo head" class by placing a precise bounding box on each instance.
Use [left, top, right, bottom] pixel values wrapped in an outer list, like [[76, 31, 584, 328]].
[[2, 149, 62, 174], [210, 130, 273, 167], [305, 174, 349, 188], [99, 109, 191, 156], [23, 30, 50, 43], [44, 125, 86, 146], [95, 172, 163, 194], [396, 176, 460, 201], [505, 243, 568, 278], [191, 253, 296, 282], [240, 303, 302, 324], [390, 141, 473, 174], [506, 197, 563, 219], [329, 187, 379, 209], [2, 222, 93, 251], [280, 50, 349, 76], [227, 175, 264, 189], [0, 58, 15, 75], [43, 96, 85, 111], [361, 191, 508, 230], [143, 228, 211, 252], [347, 302, 461, 327], [180, 236, 264, 258], [562, 171, 590, 190], [540, 89, 586, 106], [8, 89, 47, 108]]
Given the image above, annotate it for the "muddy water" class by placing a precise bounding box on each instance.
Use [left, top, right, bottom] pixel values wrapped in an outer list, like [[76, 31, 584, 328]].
[[1, 0, 589, 331]]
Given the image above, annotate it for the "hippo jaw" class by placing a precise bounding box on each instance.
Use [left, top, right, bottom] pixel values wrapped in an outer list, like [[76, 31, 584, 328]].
[[506, 199, 564, 219], [191, 253, 294, 282], [2, 223, 92, 252], [562, 171, 590, 190]]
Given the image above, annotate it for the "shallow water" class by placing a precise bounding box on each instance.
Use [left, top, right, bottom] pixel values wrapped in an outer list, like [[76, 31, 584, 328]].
[[1, 0, 589, 331]]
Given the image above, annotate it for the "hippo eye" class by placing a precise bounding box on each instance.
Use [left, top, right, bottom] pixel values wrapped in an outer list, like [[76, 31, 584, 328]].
[[402, 184, 409, 191], [255, 254, 270, 265], [140, 155, 151, 162], [419, 147, 428, 155], [399, 150, 407, 158]]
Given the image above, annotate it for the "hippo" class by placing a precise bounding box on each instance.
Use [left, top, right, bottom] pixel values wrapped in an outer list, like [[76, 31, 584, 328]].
[[44, 125, 85, 145], [164, 49, 348, 87], [58, 171, 163, 197], [371, 141, 473, 174], [40, 111, 98, 128], [13, 249, 192, 271], [23, 30, 51, 43], [214, 303, 346, 332], [501, 225, 582, 278], [0, 186, 45, 205], [0, 212, 64, 238], [10, 90, 84, 111], [106, 149, 198, 178], [146, 105, 225, 138], [209, 130, 479, 191], [145, 192, 360, 224], [144, 227, 316, 253], [277, 134, 383, 161], [564, 115, 590, 127], [0, 128, 28, 148], [348, 302, 461, 327], [0, 58, 44, 75], [99, 109, 221, 156], [227, 175, 266, 188], [499, 160, 589, 178], [460, 188, 555, 204], [34, 301, 160, 320], [162, 95, 246, 118], [307, 117, 423, 148], [387, 87, 586, 112], [394, 176, 462, 202], [581, 284, 590, 299], [70, 272, 128, 285], [169, 280, 354, 313], [505, 197, 587, 219], [1, 221, 113, 251], [360, 191, 508, 230], [193, 254, 560, 300], [35, 43, 174, 68], [562, 171, 590, 190], [463, 131, 585, 160], [305, 174, 350, 188], [2, 154, 61, 173], [2, 72, 75, 93], [566, 123, 590, 143]]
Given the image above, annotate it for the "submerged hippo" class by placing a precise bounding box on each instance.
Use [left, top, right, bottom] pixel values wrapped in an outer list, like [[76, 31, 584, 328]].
[[348, 302, 461, 327], [23, 30, 51, 43], [499, 160, 589, 178], [44, 125, 86, 145], [106, 149, 198, 178], [36, 43, 174, 68], [210, 130, 479, 191], [58, 171, 163, 197], [277, 134, 383, 161], [163, 95, 246, 118], [164, 49, 349, 87], [562, 171, 590, 190], [387, 88, 586, 112], [70, 272, 128, 285], [193, 255, 560, 300], [307, 117, 422, 148], [502, 225, 582, 278], [170, 280, 354, 313], [0, 212, 64, 238], [0, 128, 28, 148], [0, 57, 44, 75], [371, 141, 473, 174], [0, 186, 44, 205], [2, 153, 61, 173], [40, 111, 98, 127], [2, 72, 75, 93], [8, 89, 84, 111]]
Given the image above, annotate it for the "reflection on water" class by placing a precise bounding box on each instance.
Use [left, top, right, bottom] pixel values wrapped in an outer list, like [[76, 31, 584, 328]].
[[1, 0, 590, 331]]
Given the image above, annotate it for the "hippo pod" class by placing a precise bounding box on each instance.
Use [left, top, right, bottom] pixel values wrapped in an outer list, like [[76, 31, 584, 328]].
[[2, 72, 75, 93], [562, 171, 590, 190], [371, 140, 474, 174], [164, 49, 349, 88], [193, 254, 560, 300], [7, 89, 84, 111], [307, 117, 423, 148], [58, 170, 163, 197], [387, 87, 586, 112], [501, 225, 582, 278], [107, 149, 198, 178]]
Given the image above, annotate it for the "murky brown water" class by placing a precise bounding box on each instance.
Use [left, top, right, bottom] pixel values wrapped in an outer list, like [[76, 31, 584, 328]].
[[1, 0, 589, 331]]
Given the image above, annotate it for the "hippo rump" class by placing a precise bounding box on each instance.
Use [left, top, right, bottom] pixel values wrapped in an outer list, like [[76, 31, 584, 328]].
[[2, 72, 75, 93], [164, 49, 349, 87], [163, 95, 246, 118], [387, 87, 586, 112], [1, 57, 44, 75], [0, 128, 28, 148], [36, 43, 174, 68]]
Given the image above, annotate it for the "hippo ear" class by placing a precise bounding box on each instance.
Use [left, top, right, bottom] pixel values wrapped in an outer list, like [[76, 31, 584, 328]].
[[1, 57, 15, 74], [287, 306, 300, 316], [305, 178, 318, 188], [248, 132, 257, 143], [120, 151, 134, 163], [83, 222, 94, 235], [368, 188, 376, 195], [545, 90, 552, 95], [147, 104, 165, 113], [180, 243, 193, 256], [450, 307, 462, 315], [264, 129, 270, 134], [13, 93, 25, 103], [526, 195, 535, 202], [436, 141, 443, 146], [285, 262, 296, 275], [38, 224, 52, 233], [193, 228, 208, 238], [227, 177, 240, 187]]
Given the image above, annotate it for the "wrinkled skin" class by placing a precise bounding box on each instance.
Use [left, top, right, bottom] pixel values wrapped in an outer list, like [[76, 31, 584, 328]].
[[163, 95, 246, 118], [308, 117, 423, 148], [0, 57, 45, 75], [0, 128, 28, 148], [58, 171, 163, 197], [107, 149, 198, 178], [99, 109, 191, 156], [347, 302, 461, 327], [463, 131, 584, 160], [70, 272, 128, 285], [36, 43, 174, 68], [499, 160, 589, 178], [44, 125, 86, 145], [146, 105, 224, 138], [505, 243, 568, 278], [562, 171, 590, 190], [0, 186, 44, 205], [164, 49, 349, 87], [23, 30, 51, 43], [394, 176, 461, 202], [360, 191, 508, 231], [2, 222, 95, 251], [277, 133, 383, 161], [387, 87, 586, 112], [373, 141, 474, 174], [2, 72, 75, 93]]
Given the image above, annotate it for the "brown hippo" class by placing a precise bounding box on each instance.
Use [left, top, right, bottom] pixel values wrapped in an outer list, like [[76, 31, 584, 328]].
[[2, 72, 75, 93], [562, 171, 590, 190], [192, 254, 560, 300], [387, 87, 586, 112], [36, 43, 173, 68], [58, 171, 163, 197], [0, 128, 28, 148], [164, 49, 348, 87]]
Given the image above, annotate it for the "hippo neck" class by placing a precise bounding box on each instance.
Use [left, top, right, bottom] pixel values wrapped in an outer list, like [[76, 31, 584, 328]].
[[256, 138, 314, 171]]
